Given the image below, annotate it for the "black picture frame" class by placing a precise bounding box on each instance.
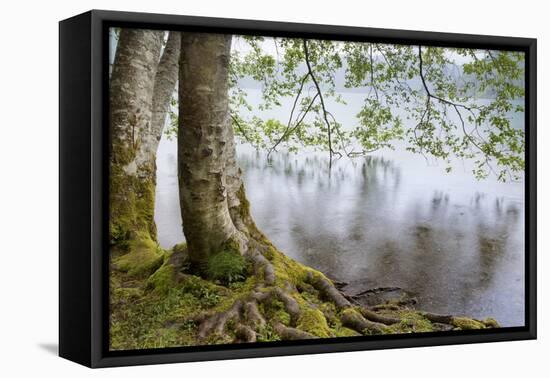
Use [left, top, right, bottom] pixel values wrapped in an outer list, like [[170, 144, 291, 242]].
[[59, 9, 537, 368]]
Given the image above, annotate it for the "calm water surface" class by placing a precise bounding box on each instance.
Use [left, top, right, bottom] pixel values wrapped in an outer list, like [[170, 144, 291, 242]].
[[154, 92, 525, 327]]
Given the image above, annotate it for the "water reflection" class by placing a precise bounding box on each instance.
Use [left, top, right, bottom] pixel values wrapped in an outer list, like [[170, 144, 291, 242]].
[[238, 148, 525, 327], [154, 137, 525, 327]]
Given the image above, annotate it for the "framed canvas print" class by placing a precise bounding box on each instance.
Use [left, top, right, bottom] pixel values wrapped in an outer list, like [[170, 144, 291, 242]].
[[59, 10, 536, 368]]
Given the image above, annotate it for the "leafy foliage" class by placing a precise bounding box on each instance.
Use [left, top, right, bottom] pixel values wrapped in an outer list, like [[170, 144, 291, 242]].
[[164, 35, 525, 181], [206, 250, 247, 286], [228, 37, 525, 181]]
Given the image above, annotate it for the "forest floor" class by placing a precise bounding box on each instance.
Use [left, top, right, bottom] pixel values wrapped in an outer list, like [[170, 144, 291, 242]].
[[109, 243, 499, 351]]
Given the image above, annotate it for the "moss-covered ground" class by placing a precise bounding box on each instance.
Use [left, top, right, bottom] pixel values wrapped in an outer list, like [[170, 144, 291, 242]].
[[110, 242, 499, 350]]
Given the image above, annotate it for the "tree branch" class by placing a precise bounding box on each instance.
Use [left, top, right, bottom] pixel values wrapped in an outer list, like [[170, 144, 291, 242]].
[[369, 44, 379, 101], [417, 46, 485, 156], [418, 46, 474, 112], [230, 113, 255, 146], [303, 39, 337, 164], [267, 73, 310, 158]]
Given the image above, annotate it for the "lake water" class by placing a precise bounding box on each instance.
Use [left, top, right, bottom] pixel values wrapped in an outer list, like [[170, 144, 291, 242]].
[[154, 90, 525, 327]]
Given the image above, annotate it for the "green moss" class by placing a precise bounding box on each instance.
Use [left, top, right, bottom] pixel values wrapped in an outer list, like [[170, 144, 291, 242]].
[[222, 237, 241, 254], [274, 309, 291, 326], [147, 262, 175, 294], [109, 259, 198, 350], [259, 299, 291, 326], [256, 324, 282, 342], [297, 307, 332, 338], [300, 289, 322, 305], [113, 287, 143, 302], [387, 311, 434, 333], [317, 302, 338, 329], [339, 307, 372, 335], [268, 246, 310, 286], [109, 223, 131, 251], [173, 242, 188, 255], [236, 184, 251, 218], [109, 149, 158, 247], [482, 317, 500, 328], [319, 303, 359, 338], [210, 277, 259, 315], [113, 237, 165, 277], [135, 177, 157, 239], [334, 326, 361, 338], [110, 244, 264, 350], [235, 183, 266, 238], [179, 275, 222, 308], [110, 286, 203, 350], [109, 222, 499, 349], [452, 317, 487, 330], [206, 248, 247, 285]]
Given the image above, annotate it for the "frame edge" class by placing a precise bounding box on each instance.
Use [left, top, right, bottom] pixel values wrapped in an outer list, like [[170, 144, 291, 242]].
[[59, 11, 94, 368], [77, 9, 537, 368]]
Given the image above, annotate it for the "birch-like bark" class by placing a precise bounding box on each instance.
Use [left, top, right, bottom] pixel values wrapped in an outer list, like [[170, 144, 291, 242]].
[[151, 31, 181, 151], [109, 29, 164, 242], [178, 33, 245, 265], [225, 117, 253, 233]]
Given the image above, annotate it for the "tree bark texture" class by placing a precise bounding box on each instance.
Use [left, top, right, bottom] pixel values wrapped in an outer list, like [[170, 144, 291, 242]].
[[178, 33, 248, 266], [110, 29, 179, 245], [151, 32, 181, 151]]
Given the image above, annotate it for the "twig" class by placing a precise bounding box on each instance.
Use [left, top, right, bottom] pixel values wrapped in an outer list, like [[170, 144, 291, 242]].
[[417, 46, 486, 160], [267, 73, 310, 158], [369, 44, 379, 101], [303, 39, 338, 164], [230, 113, 255, 146]]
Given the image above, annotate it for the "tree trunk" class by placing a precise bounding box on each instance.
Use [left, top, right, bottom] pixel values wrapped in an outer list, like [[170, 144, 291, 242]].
[[110, 30, 181, 247], [174, 32, 424, 342], [175, 33, 357, 340], [109, 29, 183, 280], [151, 32, 181, 151], [178, 33, 249, 267], [109, 28, 164, 244]]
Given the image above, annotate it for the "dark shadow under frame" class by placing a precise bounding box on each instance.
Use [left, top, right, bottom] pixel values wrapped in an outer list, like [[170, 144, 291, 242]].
[[59, 9, 536, 368]]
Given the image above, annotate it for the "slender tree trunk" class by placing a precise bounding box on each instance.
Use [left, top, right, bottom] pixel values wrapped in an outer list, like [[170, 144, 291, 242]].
[[151, 32, 181, 151], [110, 29, 163, 243], [178, 33, 249, 266], [110, 30, 180, 246]]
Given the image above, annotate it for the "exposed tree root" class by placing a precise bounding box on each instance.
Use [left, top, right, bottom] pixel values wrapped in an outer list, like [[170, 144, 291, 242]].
[[235, 324, 257, 343], [273, 322, 315, 340], [420, 311, 499, 329], [243, 301, 265, 328], [197, 299, 243, 339], [192, 236, 400, 343], [340, 308, 389, 335], [111, 239, 501, 350], [248, 244, 275, 285], [116, 211, 500, 349], [305, 271, 352, 310], [421, 311, 454, 324]]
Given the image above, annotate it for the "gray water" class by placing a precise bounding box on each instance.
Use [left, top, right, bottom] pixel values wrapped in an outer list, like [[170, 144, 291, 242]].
[[154, 91, 525, 327]]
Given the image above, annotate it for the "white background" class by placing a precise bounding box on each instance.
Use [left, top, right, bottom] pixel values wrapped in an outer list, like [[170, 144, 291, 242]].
[[0, 0, 546, 376]]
